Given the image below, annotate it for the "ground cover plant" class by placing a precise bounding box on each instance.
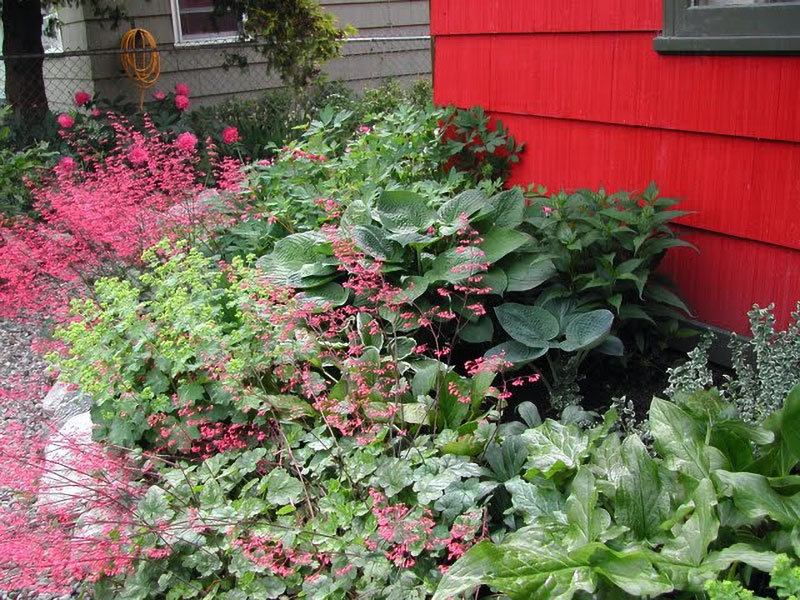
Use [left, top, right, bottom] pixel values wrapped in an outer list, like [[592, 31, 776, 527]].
[[1, 92, 798, 600]]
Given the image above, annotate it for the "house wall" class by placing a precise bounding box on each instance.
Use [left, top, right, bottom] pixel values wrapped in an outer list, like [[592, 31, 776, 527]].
[[76, 0, 430, 106], [431, 0, 800, 334]]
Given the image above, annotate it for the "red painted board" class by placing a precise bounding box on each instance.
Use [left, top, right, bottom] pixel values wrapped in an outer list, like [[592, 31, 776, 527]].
[[661, 228, 800, 334], [466, 113, 800, 252], [433, 33, 800, 144], [431, 0, 661, 35]]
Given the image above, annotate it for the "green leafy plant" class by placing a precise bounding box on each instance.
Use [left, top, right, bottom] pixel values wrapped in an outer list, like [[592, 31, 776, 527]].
[[434, 384, 800, 600], [523, 182, 695, 353]]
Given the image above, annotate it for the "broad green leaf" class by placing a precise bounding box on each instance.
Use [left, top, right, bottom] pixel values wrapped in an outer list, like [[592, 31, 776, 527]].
[[644, 284, 692, 316], [561, 310, 614, 351], [714, 470, 800, 528], [438, 371, 471, 429], [495, 303, 560, 346], [565, 468, 612, 547], [265, 468, 304, 505], [480, 229, 531, 264], [376, 190, 437, 231], [703, 544, 778, 573], [650, 398, 728, 480], [374, 458, 414, 497], [595, 335, 624, 356], [479, 267, 507, 295], [485, 436, 527, 482], [522, 420, 589, 478], [486, 187, 526, 228], [505, 476, 564, 523], [615, 435, 671, 541], [485, 340, 548, 364], [295, 282, 349, 307], [458, 316, 494, 343], [505, 257, 557, 292], [410, 359, 443, 397], [350, 224, 402, 261], [662, 478, 719, 567], [393, 276, 428, 303], [438, 189, 488, 224], [425, 245, 485, 283], [753, 383, 800, 476]]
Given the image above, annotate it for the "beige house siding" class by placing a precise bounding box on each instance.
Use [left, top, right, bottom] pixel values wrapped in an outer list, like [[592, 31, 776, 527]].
[[56, 0, 430, 107]]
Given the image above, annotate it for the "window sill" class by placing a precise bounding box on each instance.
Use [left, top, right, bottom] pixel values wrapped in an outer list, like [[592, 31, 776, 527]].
[[655, 34, 800, 54], [173, 35, 241, 48]]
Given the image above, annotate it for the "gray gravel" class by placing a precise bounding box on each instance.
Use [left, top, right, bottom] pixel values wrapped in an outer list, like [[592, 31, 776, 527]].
[[0, 318, 50, 430]]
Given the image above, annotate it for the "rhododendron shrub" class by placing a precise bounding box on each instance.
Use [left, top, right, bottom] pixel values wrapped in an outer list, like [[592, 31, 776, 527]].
[[0, 116, 240, 318]]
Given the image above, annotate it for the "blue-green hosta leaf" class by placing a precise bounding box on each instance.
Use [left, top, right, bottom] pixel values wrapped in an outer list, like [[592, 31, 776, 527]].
[[480, 228, 531, 264], [713, 470, 800, 528], [650, 398, 728, 480], [614, 435, 671, 541], [387, 336, 416, 359], [505, 476, 564, 523], [595, 335, 624, 356], [393, 276, 428, 304], [349, 224, 402, 261], [480, 267, 507, 295], [265, 468, 304, 506], [521, 420, 589, 478], [376, 190, 437, 231], [295, 282, 349, 307], [495, 303, 560, 346], [425, 245, 485, 283], [560, 310, 614, 351], [409, 359, 444, 397], [485, 187, 526, 228], [505, 257, 557, 292], [458, 317, 494, 343], [385, 230, 437, 246], [484, 340, 548, 364], [565, 467, 612, 548], [438, 189, 488, 226]]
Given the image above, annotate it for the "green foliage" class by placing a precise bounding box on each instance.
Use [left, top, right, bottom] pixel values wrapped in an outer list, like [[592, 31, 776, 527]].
[[523, 182, 696, 353], [667, 303, 800, 423], [435, 386, 800, 600], [706, 555, 800, 600]]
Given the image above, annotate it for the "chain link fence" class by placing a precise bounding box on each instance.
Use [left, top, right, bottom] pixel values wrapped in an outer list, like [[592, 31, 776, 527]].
[[1, 35, 432, 115]]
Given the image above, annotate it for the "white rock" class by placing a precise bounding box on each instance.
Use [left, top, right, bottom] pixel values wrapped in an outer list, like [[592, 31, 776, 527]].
[[38, 411, 95, 510]]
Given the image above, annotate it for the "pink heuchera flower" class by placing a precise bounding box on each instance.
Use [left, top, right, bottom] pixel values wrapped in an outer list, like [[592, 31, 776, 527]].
[[176, 131, 197, 153], [153, 90, 166, 101], [174, 94, 190, 111], [221, 126, 240, 145], [174, 82, 190, 96], [56, 113, 74, 129], [127, 145, 148, 165], [74, 91, 91, 107]]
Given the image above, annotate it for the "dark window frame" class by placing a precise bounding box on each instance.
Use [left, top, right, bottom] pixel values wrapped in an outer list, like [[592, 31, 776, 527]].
[[655, 0, 800, 53]]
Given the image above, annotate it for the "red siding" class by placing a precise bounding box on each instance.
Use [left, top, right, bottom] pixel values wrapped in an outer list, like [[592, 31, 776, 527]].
[[432, 0, 800, 334]]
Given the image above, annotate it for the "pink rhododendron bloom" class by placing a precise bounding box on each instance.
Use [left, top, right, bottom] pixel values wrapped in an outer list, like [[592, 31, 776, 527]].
[[56, 113, 74, 129], [127, 145, 148, 165], [74, 91, 91, 107], [56, 156, 76, 174], [174, 94, 190, 111], [91, 108, 101, 117], [153, 90, 166, 101], [358, 125, 371, 134], [176, 131, 197, 153], [221, 126, 240, 145], [174, 82, 190, 96]]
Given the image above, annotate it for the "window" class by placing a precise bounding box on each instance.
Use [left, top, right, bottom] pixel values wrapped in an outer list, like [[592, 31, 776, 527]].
[[170, 0, 240, 44], [655, 0, 800, 53]]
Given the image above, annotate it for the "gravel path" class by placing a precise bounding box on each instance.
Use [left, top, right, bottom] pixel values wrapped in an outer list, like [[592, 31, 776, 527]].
[[0, 318, 50, 429]]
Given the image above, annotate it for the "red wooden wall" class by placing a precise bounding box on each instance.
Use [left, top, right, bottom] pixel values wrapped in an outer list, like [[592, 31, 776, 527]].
[[431, 0, 800, 334]]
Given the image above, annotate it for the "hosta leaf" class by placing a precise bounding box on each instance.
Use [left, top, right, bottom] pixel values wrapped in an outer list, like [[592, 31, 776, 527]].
[[484, 340, 548, 364], [350, 224, 402, 261], [561, 310, 614, 351], [479, 267, 507, 295], [425, 246, 485, 283], [438, 189, 488, 224], [595, 335, 624, 356], [376, 190, 437, 231], [485, 187, 526, 228], [295, 282, 349, 307], [480, 229, 531, 264], [495, 303, 560, 346], [458, 317, 494, 343], [521, 420, 589, 478], [393, 276, 428, 304], [505, 257, 557, 292]]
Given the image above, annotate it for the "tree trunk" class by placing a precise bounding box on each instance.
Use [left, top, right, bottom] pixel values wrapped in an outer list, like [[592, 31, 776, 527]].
[[3, 0, 49, 122]]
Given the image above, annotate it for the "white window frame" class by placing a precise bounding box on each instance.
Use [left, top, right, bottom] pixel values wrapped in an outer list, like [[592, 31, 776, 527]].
[[169, 0, 240, 45]]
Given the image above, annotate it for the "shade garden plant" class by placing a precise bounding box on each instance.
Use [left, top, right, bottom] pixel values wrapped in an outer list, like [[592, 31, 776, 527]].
[[0, 92, 798, 600]]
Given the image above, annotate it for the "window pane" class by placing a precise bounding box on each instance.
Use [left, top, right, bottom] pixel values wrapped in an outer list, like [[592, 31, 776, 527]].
[[180, 11, 238, 36], [695, 0, 800, 5]]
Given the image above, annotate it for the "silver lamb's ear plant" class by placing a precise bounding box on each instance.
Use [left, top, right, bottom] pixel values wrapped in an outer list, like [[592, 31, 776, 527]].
[[727, 302, 800, 423]]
